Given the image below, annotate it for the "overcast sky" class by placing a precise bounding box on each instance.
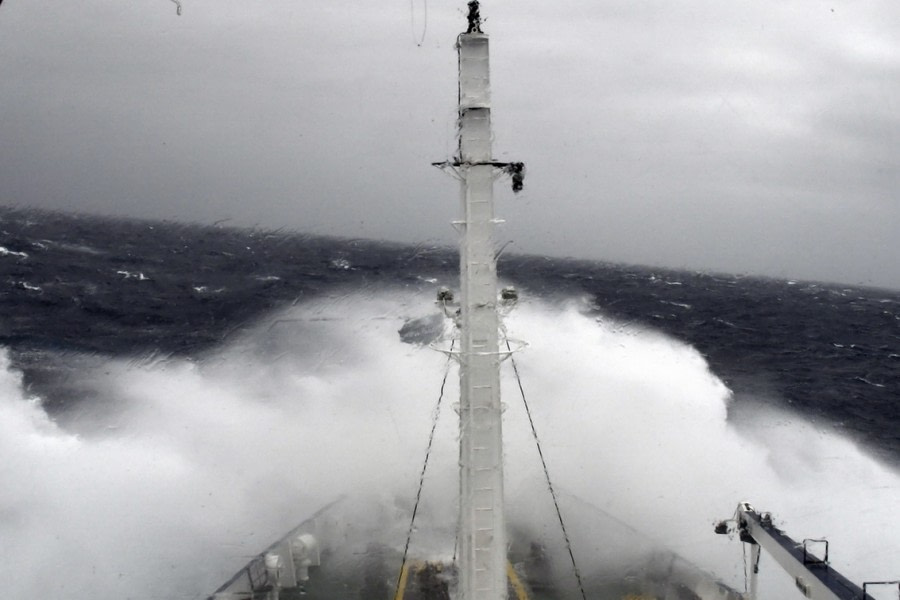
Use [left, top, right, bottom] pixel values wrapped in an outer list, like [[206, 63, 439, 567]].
[[1, 0, 898, 289]]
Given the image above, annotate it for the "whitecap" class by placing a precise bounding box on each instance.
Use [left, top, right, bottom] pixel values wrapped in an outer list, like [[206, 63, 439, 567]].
[[0, 246, 28, 259]]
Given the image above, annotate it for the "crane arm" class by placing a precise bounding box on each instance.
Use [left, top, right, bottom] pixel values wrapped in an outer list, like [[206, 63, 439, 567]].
[[716, 502, 875, 600]]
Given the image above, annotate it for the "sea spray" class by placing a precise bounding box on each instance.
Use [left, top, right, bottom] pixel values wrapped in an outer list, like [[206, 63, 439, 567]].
[[0, 291, 897, 599], [500, 299, 899, 596]]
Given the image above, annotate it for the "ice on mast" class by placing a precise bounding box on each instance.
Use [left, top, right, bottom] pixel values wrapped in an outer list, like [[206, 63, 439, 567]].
[[434, 3, 524, 600]]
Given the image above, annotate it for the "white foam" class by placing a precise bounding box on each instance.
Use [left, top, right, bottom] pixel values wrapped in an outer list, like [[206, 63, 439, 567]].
[[0, 291, 896, 599], [0, 246, 28, 258], [501, 300, 900, 594]]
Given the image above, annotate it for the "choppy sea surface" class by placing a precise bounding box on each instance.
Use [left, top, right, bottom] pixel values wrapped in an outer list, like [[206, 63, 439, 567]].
[[3, 207, 897, 460], [1, 206, 898, 599]]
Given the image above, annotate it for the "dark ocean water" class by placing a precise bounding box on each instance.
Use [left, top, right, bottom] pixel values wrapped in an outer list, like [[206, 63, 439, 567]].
[[2, 206, 898, 463]]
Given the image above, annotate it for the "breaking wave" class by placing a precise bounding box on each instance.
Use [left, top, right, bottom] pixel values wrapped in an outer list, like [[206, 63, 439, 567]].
[[0, 291, 897, 599]]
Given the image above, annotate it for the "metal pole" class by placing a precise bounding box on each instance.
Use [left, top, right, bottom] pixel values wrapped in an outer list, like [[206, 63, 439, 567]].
[[749, 543, 760, 600], [456, 6, 507, 600]]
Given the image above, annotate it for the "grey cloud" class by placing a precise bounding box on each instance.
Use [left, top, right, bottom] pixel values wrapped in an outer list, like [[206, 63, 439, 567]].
[[1, 0, 898, 288]]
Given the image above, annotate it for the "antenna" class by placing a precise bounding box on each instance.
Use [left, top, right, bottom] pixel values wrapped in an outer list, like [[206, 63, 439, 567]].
[[466, 1, 482, 33]]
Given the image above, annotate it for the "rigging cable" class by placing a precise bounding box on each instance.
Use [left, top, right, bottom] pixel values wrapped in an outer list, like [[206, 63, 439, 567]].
[[410, 0, 427, 46], [393, 338, 454, 600], [508, 342, 588, 600]]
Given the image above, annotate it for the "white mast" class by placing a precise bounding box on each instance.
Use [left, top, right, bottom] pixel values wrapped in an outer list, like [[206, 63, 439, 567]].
[[435, 5, 522, 599], [455, 4, 506, 600]]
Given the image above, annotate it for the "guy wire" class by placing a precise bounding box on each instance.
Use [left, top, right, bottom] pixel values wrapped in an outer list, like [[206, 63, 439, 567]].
[[410, 0, 428, 46], [508, 341, 588, 600], [394, 338, 454, 600]]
